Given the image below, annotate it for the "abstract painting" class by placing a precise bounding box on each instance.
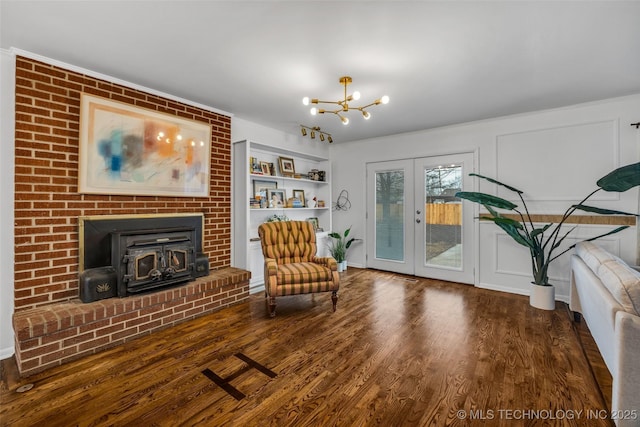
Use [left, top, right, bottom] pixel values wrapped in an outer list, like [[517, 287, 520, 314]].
[[78, 94, 212, 197]]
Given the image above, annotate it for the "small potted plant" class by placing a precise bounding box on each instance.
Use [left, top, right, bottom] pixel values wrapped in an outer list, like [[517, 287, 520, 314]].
[[455, 162, 639, 310], [328, 226, 360, 272]]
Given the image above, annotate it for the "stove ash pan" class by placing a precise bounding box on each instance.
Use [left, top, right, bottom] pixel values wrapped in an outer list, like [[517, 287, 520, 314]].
[[79, 227, 209, 303]]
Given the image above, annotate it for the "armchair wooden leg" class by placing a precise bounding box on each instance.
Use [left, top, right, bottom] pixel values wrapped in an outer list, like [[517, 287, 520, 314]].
[[267, 296, 276, 318], [331, 291, 338, 312]]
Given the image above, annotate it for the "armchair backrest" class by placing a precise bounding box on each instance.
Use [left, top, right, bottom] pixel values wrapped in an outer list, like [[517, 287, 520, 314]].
[[258, 221, 317, 265]]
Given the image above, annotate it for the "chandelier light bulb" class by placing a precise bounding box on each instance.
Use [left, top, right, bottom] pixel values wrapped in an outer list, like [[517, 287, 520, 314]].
[[302, 96, 309, 106], [363, 111, 371, 120], [352, 91, 361, 101], [341, 116, 349, 125], [381, 95, 390, 104], [310, 107, 317, 115]]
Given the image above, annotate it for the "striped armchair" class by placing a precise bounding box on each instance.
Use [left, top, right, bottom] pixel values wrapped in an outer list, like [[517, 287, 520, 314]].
[[258, 221, 340, 317]]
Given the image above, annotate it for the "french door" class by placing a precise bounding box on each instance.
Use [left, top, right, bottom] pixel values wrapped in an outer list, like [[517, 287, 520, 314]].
[[366, 153, 475, 284]]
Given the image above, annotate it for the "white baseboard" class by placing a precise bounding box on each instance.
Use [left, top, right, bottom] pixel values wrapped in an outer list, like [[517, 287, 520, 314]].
[[477, 282, 570, 304]]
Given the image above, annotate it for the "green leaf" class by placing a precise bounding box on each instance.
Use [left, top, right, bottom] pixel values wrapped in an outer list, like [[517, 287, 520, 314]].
[[572, 204, 639, 216], [531, 223, 553, 238], [486, 215, 524, 230], [484, 205, 502, 218], [469, 173, 524, 194], [597, 162, 640, 192], [456, 191, 518, 210], [583, 226, 630, 242], [482, 217, 533, 248], [328, 232, 341, 239]]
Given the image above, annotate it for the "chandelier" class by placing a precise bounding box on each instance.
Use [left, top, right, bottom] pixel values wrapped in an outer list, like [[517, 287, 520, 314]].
[[302, 76, 389, 125]]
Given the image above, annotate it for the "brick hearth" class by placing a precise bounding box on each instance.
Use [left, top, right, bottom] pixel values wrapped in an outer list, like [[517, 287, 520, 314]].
[[13, 267, 250, 376]]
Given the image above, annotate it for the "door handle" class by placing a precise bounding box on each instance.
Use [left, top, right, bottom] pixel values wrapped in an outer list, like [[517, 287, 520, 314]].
[[416, 210, 421, 214], [416, 219, 421, 223]]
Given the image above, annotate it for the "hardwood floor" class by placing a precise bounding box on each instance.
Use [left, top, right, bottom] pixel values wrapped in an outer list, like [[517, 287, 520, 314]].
[[1, 268, 613, 426]]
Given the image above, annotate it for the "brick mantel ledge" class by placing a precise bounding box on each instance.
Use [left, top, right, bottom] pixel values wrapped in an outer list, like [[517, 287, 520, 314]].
[[13, 267, 250, 376]]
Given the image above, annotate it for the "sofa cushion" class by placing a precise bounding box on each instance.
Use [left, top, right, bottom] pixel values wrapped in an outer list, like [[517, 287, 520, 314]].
[[575, 241, 620, 273], [597, 260, 640, 316]]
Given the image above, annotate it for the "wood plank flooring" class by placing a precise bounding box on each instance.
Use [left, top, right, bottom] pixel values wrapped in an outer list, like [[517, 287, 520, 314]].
[[1, 268, 613, 426]]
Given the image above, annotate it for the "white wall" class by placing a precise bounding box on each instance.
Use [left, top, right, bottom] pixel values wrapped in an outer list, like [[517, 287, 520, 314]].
[[330, 94, 640, 302], [0, 49, 16, 359]]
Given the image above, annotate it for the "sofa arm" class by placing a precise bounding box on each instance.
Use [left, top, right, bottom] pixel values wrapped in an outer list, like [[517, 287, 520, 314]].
[[613, 310, 640, 425], [312, 256, 338, 271]]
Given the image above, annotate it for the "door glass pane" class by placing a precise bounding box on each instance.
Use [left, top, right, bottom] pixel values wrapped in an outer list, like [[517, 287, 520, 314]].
[[424, 165, 462, 268], [375, 170, 404, 261]]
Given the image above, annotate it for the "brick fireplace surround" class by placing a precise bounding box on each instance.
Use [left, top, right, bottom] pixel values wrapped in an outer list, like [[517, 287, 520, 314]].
[[11, 56, 250, 376]]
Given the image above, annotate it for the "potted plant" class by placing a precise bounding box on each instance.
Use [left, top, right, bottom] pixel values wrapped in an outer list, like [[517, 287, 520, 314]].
[[328, 226, 360, 272], [455, 162, 640, 310]]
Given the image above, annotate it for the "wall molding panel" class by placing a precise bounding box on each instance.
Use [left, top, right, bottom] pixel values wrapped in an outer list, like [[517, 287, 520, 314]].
[[495, 119, 619, 202]]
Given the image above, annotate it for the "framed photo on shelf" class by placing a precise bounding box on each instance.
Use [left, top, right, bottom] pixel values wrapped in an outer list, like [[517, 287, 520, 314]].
[[306, 217, 319, 231], [267, 188, 286, 208], [292, 189, 305, 207], [260, 161, 271, 175], [278, 156, 295, 177], [253, 180, 277, 201]]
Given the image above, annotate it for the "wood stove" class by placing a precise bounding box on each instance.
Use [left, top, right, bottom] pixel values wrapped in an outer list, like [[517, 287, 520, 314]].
[[112, 227, 196, 296], [79, 214, 209, 303]]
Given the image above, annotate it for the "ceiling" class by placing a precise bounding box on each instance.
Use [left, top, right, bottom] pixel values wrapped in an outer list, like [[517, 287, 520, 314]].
[[2, 1, 640, 143]]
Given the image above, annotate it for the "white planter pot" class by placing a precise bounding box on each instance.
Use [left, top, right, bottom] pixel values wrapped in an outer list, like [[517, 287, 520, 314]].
[[336, 262, 344, 272], [341, 260, 347, 271], [529, 283, 555, 310]]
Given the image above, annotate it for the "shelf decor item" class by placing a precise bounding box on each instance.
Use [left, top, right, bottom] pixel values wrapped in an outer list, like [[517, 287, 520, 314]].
[[278, 156, 295, 177], [292, 189, 306, 207], [455, 161, 640, 310], [306, 217, 319, 231], [267, 188, 286, 208], [260, 161, 271, 175], [79, 93, 212, 197]]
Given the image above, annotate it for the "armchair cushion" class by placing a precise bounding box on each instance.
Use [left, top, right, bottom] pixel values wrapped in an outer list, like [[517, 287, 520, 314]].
[[277, 261, 334, 285]]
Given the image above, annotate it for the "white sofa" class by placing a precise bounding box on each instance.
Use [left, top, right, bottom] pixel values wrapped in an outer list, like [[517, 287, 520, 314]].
[[570, 241, 640, 425]]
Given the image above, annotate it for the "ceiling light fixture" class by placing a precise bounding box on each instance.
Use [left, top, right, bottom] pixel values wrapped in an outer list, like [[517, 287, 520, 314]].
[[302, 76, 389, 125], [300, 125, 333, 143]]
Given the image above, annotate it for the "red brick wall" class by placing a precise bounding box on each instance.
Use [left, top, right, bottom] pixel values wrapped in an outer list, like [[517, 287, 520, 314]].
[[14, 56, 232, 311]]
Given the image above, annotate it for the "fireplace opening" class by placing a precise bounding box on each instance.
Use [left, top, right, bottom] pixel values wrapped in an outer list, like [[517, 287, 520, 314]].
[[79, 214, 210, 303]]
